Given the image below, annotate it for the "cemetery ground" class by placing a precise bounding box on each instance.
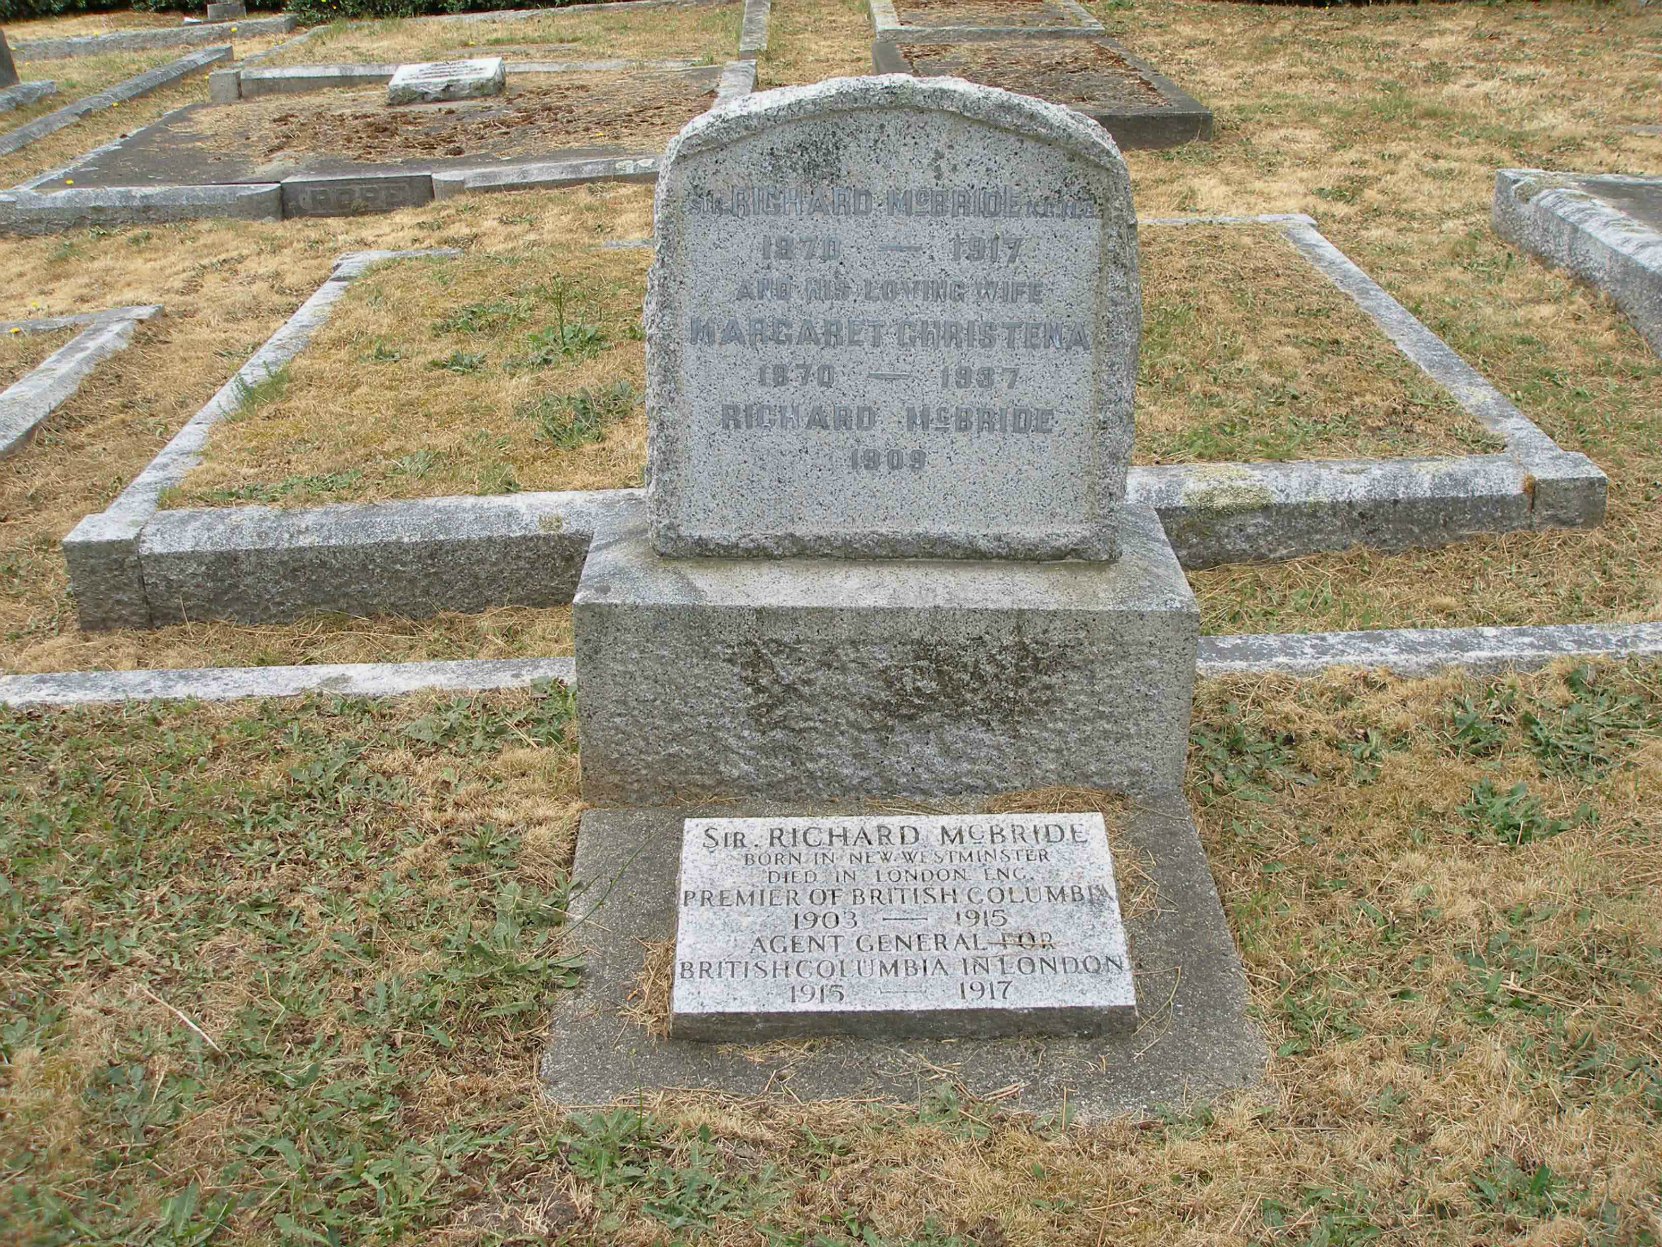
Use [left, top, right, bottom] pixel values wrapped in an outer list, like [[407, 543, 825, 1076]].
[[0, 0, 1659, 1241], [1, 0, 1659, 672], [3, 661, 1660, 1241], [0, 49, 187, 136]]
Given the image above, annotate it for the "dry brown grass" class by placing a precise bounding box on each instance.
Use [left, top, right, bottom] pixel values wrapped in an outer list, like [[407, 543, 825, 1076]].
[[0, 326, 73, 389], [8, 664, 1658, 1242], [3, 48, 185, 135], [172, 195, 652, 507], [3, 10, 183, 38], [265, 2, 744, 67], [0, 0, 1659, 673]]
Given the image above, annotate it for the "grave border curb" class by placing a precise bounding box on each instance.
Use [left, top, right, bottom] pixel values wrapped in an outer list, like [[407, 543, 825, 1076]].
[[1493, 167, 1662, 355], [0, 44, 232, 161], [63, 216, 1605, 629], [11, 15, 296, 62], [5, 622, 1662, 708], [0, 304, 161, 457]]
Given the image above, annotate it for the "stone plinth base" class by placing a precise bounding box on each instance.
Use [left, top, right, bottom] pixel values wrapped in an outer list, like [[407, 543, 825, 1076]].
[[574, 498, 1197, 805]]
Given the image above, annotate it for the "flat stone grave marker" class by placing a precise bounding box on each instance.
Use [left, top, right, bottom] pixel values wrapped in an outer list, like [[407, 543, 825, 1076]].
[[387, 57, 506, 106], [647, 74, 1140, 561], [671, 812, 1137, 1040]]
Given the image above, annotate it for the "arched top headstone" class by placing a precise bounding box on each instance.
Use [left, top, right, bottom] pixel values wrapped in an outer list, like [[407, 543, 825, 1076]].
[[646, 75, 1140, 561]]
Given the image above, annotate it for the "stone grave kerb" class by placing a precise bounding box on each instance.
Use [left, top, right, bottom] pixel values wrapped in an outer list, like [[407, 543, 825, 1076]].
[[644, 74, 1141, 561]]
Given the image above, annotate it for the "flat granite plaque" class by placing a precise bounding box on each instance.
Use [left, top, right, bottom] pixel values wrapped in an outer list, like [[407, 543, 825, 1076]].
[[646, 76, 1140, 561], [670, 812, 1137, 1040], [387, 57, 506, 106]]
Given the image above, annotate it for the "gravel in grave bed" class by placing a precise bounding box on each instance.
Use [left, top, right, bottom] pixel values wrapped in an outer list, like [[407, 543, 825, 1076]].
[[200, 71, 714, 165], [894, 38, 1167, 109]]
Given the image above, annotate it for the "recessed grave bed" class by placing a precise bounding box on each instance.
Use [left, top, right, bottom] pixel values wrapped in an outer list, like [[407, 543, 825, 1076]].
[[872, 34, 1211, 149], [63, 215, 1604, 630], [161, 222, 1495, 513], [870, 0, 1102, 38], [4, 58, 753, 225], [0, 305, 160, 457]]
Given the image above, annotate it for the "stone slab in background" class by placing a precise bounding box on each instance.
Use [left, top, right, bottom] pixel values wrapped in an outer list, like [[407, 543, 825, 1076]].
[[671, 812, 1136, 1041], [1494, 168, 1662, 356], [0, 79, 54, 114], [574, 497, 1198, 805], [0, 29, 18, 88], [545, 794, 1264, 1120], [648, 76, 1140, 561], [10, 15, 293, 60], [387, 56, 506, 105], [204, 1, 248, 20], [872, 34, 1212, 150]]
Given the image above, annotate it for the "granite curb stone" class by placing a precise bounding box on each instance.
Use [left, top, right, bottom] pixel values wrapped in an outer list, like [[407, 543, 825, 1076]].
[[1493, 168, 1662, 356], [0, 80, 54, 113], [11, 16, 293, 61]]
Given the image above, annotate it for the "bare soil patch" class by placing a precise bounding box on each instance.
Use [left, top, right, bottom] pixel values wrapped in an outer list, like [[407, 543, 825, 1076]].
[[192, 71, 714, 165], [898, 38, 1167, 108]]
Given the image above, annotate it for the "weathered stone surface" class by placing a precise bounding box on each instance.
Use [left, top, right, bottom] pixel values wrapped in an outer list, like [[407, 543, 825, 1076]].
[[208, 68, 239, 103], [647, 75, 1140, 561], [10, 17, 291, 61], [387, 57, 505, 105], [671, 812, 1136, 1041], [204, 1, 247, 21], [0, 311, 156, 457], [280, 172, 433, 217], [545, 795, 1265, 1119], [0, 182, 276, 235], [0, 30, 19, 88], [574, 496, 1197, 804], [0, 80, 54, 114], [1494, 168, 1662, 356]]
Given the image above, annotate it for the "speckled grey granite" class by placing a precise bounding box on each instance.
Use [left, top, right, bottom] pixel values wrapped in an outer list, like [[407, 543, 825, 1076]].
[[387, 57, 505, 106], [0, 657, 573, 708], [739, 0, 771, 57], [1197, 621, 1662, 678], [574, 498, 1197, 804], [1494, 168, 1662, 356], [0, 183, 278, 235], [0, 44, 230, 160], [10, 17, 292, 61], [648, 76, 1140, 561], [0, 29, 17, 88], [233, 64, 401, 98], [0, 304, 160, 457], [141, 490, 638, 626], [545, 794, 1263, 1119], [0, 80, 54, 113], [63, 251, 453, 631]]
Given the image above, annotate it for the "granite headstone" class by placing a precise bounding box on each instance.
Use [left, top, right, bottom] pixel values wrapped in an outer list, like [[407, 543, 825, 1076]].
[[0, 31, 19, 91], [645, 74, 1140, 561]]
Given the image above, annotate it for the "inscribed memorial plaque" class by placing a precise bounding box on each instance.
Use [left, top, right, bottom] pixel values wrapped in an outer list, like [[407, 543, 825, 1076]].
[[646, 76, 1140, 561], [670, 812, 1138, 1040]]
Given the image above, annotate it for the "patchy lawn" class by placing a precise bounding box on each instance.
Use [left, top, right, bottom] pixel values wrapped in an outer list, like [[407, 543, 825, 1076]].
[[2, 662, 1658, 1242], [0, 326, 74, 391], [262, 4, 744, 68]]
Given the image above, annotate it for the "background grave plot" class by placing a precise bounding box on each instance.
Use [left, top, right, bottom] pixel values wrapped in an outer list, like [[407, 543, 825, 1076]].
[[0, 305, 160, 458], [169, 245, 650, 508], [0, 47, 180, 136], [15, 59, 745, 224], [871, 0, 1103, 38], [257, 0, 748, 69], [62, 214, 1598, 631], [872, 33, 1211, 149]]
